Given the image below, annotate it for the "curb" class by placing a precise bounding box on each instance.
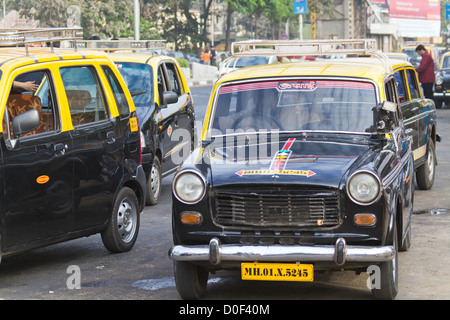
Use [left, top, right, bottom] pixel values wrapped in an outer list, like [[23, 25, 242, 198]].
[[187, 78, 215, 87]]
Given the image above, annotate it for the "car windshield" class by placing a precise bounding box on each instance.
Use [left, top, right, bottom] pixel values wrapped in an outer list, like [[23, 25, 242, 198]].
[[235, 56, 270, 68], [441, 55, 450, 69], [115, 62, 154, 108], [402, 48, 420, 60], [210, 79, 377, 136]]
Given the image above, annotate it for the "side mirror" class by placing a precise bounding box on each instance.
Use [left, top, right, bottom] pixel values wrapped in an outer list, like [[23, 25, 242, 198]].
[[12, 109, 40, 138], [161, 91, 178, 107]]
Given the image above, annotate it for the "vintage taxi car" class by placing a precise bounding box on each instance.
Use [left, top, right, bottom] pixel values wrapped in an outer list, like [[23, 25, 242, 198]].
[[434, 51, 450, 109], [169, 40, 416, 300], [76, 40, 195, 206], [0, 28, 146, 262], [392, 59, 439, 190]]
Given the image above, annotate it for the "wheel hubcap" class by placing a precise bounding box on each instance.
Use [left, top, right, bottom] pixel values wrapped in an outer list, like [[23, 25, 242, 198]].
[[117, 197, 137, 243], [150, 163, 161, 197], [427, 149, 435, 183]]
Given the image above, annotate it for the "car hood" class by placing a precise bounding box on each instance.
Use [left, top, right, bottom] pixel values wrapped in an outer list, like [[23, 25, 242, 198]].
[[207, 137, 374, 188]]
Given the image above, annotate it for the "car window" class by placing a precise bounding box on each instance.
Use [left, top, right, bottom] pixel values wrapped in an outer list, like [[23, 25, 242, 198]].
[[211, 80, 377, 135], [165, 62, 182, 96], [115, 62, 153, 107], [4, 70, 58, 140], [235, 56, 270, 68], [102, 65, 130, 118], [406, 69, 420, 100], [60, 66, 109, 126], [394, 69, 408, 102], [441, 55, 450, 69]]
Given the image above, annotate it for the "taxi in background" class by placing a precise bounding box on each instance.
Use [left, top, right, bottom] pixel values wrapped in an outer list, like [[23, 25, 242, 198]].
[[391, 57, 439, 190], [78, 40, 195, 206], [400, 43, 439, 71], [0, 28, 146, 262], [169, 39, 417, 300], [434, 51, 450, 109]]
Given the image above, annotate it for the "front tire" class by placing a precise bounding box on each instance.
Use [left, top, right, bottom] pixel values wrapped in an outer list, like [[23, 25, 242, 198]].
[[145, 156, 162, 206], [416, 139, 436, 190], [371, 225, 398, 300], [174, 261, 208, 299], [101, 187, 140, 253]]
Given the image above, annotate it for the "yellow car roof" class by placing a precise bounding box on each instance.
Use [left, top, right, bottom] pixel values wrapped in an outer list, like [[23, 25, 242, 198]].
[[216, 57, 408, 87], [0, 47, 112, 70]]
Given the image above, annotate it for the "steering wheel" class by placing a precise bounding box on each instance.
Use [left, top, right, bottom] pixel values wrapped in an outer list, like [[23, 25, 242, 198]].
[[231, 112, 284, 131]]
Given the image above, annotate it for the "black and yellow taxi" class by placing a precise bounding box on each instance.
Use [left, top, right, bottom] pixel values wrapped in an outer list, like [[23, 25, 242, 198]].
[[433, 51, 450, 109], [392, 58, 439, 190], [109, 50, 195, 206], [76, 40, 196, 205], [0, 28, 146, 263], [168, 39, 420, 300]]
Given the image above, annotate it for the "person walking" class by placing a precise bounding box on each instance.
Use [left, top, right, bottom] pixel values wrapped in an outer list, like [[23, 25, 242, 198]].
[[202, 48, 211, 65], [415, 44, 435, 99]]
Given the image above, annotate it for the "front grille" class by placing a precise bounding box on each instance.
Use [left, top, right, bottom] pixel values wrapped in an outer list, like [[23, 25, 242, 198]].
[[214, 188, 341, 228]]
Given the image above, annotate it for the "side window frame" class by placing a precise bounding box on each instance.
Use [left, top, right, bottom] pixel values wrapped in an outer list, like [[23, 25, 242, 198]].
[[394, 69, 409, 103], [59, 65, 110, 127], [164, 61, 182, 96], [4, 68, 60, 142], [101, 65, 130, 119], [406, 68, 421, 100]]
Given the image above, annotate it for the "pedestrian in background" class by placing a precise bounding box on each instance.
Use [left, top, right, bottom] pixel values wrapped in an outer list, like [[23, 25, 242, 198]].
[[202, 48, 211, 65], [415, 44, 435, 100]]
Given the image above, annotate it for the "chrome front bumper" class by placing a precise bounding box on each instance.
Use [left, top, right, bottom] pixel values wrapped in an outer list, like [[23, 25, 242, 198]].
[[169, 238, 395, 266]]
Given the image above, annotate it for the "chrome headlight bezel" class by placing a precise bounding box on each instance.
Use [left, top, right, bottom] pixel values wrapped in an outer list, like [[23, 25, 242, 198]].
[[435, 72, 444, 86], [172, 170, 206, 204], [347, 170, 382, 206]]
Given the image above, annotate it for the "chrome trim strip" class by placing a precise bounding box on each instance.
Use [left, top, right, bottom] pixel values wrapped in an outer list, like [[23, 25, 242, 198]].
[[169, 237, 395, 265], [403, 110, 434, 126], [382, 148, 412, 188]]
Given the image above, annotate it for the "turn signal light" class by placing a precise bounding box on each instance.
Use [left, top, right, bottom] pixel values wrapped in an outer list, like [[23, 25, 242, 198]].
[[354, 214, 376, 227], [181, 212, 203, 225]]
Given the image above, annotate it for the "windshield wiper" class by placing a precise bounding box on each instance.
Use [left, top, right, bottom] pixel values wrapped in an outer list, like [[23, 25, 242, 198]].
[[131, 90, 147, 96]]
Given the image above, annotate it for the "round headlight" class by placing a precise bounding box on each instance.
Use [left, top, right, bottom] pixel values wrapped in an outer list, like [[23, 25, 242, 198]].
[[435, 73, 444, 85], [347, 171, 381, 205], [173, 171, 206, 204]]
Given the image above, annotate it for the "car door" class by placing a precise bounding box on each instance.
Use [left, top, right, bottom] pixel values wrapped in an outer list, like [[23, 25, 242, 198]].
[[59, 65, 122, 231], [2, 68, 73, 249], [405, 67, 433, 163], [158, 61, 194, 174], [396, 68, 419, 152]]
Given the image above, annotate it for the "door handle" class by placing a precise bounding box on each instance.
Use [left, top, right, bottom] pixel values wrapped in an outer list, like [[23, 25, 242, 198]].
[[106, 131, 116, 144], [54, 143, 67, 156]]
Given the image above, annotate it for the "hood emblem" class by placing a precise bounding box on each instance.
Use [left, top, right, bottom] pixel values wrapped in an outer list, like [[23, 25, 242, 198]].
[[235, 138, 316, 178]]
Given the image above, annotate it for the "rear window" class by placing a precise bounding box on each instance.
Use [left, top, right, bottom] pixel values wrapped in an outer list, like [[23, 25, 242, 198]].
[[211, 80, 377, 135]]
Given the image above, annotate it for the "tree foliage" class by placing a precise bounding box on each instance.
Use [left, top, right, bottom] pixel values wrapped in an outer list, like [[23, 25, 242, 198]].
[[7, 0, 337, 50]]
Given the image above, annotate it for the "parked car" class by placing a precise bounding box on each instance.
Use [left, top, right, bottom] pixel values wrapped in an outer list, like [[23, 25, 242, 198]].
[[217, 55, 290, 78], [186, 53, 202, 65], [433, 51, 450, 109], [391, 58, 439, 190], [110, 52, 195, 205], [169, 39, 418, 300], [0, 28, 146, 262]]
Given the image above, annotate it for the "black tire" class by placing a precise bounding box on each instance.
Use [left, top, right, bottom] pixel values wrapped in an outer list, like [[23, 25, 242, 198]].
[[433, 98, 442, 109], [101, 187, 140, 253], [174, 261, 208, 299], [416, 140, 436, 190], [145, 156, 162, 206], [371, 224, 398, 300]]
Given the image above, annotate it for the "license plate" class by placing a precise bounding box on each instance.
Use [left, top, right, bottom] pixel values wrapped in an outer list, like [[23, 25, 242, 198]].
[[241, 262, 314, 282]]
